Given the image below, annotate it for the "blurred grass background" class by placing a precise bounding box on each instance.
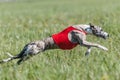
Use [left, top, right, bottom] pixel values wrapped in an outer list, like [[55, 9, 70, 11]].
[[0, 0, 120, 80]]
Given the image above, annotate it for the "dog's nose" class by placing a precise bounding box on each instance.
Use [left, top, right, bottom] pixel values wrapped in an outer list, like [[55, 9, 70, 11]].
[[106, 33, 109, 37], [104, 32, 109, 39], [104, 32, 108, 36]]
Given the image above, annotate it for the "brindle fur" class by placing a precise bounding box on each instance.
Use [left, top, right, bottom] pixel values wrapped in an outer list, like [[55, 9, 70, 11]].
[[0, 23, 109, 64]]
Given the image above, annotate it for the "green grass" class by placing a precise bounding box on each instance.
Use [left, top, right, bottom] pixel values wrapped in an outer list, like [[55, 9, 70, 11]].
[[0, 0, 120, 80]]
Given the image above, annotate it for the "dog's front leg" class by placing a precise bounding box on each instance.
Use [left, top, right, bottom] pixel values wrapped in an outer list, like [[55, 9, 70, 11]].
[[85, 47, 91, 56], [82, 40, 108, 51], [74, 32, 108, 51]]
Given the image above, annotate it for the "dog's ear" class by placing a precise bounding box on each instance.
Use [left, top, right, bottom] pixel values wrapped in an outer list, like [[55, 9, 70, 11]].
[[89, 23, 94, 28]]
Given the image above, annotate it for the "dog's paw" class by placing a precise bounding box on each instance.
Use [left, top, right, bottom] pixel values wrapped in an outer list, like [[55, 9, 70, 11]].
[[98, 45, 108, 51], [85, 51, 90, 56], [103, 47, 108, 51]]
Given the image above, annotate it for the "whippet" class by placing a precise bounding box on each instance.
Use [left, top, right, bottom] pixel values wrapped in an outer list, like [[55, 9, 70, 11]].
[[0, 23, 109, 64]]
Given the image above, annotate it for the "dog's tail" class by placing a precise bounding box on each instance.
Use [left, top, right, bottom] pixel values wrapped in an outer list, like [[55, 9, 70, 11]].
[[0, 53, 19, 64], [0, 46, 30, 64]]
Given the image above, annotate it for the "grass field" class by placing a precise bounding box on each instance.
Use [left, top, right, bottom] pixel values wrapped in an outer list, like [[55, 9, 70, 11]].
[[0, 0, 120, 80]]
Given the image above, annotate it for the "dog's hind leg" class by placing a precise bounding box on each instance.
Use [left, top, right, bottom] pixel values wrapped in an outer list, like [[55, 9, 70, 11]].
[[17, 56, 30, 65], [16, 40, 46, 64], [0, 55, 19, 64]]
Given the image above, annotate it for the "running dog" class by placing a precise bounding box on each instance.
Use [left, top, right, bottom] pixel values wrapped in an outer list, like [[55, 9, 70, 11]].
[[0, 23, 109, 64]]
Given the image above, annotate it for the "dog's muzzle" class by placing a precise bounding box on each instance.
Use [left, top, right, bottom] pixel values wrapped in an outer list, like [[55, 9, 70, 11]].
[[96, 31, 109, 39], [101, 31, 109, 39]]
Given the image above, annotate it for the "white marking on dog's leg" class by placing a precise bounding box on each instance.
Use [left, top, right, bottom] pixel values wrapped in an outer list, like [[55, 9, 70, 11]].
[[2, 58, 12, 62], [85, 47, 91, 56], [0, 57, 12, 63], [0, 53, 16, 64], [6, 53, 14, 57], [97, 45, 108, 51]]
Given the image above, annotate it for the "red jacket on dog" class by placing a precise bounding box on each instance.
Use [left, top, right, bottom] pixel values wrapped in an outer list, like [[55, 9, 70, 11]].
[[52, 26, 87, 50]]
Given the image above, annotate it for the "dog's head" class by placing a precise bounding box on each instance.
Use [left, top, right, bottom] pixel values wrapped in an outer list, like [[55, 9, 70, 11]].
[[89, 23, 109, 39]]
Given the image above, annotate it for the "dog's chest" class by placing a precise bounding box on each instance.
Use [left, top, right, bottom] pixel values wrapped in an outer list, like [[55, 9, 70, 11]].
[[68, 31, 78, 43]]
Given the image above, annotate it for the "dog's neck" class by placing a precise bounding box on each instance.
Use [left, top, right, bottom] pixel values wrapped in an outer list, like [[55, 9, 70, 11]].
[[73, 24, 93, 34], [83, 25, 93, 34]]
